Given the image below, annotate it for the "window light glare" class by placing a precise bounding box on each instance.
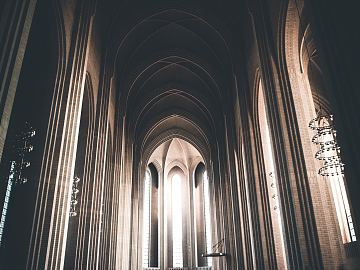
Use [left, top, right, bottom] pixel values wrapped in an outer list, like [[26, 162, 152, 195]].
[[172, 174, 183, 267], [142, 171, 151, 267]]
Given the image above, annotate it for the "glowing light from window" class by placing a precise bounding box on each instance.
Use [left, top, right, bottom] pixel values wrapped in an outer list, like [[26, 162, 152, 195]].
[[172, 174, 183, 267], [310, 116, 356, 242], [0, 161, 16, 246], [324, 129, 356, 242], [203, 171, 212, 266], [329, 174, 357, 242], [142, 170, 151, 267]]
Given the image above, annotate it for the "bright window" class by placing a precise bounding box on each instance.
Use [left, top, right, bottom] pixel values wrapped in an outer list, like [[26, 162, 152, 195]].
[[142, 170, 151, 267], [0, 161, 16, 246], [318, 118, 356, 242], [172, 174, 183, 267]]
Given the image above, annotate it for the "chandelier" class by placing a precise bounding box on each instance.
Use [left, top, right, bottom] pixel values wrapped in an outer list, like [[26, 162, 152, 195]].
[[309, 113, 344, 177]]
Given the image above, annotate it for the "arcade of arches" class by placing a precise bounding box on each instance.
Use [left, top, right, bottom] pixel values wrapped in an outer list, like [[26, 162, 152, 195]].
[[0, 0, 360, 269]]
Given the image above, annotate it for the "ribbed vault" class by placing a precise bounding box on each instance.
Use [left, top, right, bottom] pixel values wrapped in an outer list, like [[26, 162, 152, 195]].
[[107, 6, 241, 168], [148, 138, 203, 171]]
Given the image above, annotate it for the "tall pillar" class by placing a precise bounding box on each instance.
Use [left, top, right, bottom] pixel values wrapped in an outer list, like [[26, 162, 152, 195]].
[[189, 164, 198, 269], [64, 73, 95, 270], [149, 165, 159, 267], [223, 113, 248, 270], [159, 168, 166, 270], [209, 151, 227, 270], [73, 66, 112, 269], [250, 0, 323, 268], [98, 133, 115, 270], [236, 71, 277, 269], [235, 74, 270, 270], [114, 116, 134, 270], [0, 0, 37, 161], [195, 164, 206, 267], [111, 112, 124, 269], [80, 61, 111, 270], [247, 115, 278, 270], [26, 0, 96, 269]]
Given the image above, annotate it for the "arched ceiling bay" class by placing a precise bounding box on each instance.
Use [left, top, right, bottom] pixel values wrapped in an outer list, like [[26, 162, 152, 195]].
[[149, 138, 203, 171], [141, 115, 208, 165]]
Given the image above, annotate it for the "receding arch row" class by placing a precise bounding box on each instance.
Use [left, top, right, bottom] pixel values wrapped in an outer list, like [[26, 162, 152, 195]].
[[106, 6, 240, 119], [131, 91, 217, 139], [108, 7, 234, 70], [124, 55, 222, 104]]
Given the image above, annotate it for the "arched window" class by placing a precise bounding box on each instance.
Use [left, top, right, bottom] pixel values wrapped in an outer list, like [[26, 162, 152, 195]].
[[321, 125, 356, 242], [306, 71, 356, 243], [146, 139, 204, 268], [142, 170, 151, 267], [172, 173, 183, 267]]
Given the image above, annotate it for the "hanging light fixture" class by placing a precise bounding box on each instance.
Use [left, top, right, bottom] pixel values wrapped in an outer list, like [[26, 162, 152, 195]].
[[202, 238, 226, 257], [309, 114, 344, 176], [292, 0, 345, 177]]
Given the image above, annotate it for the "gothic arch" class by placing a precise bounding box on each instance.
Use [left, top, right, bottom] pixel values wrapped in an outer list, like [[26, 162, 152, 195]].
[[142, 123, 209, 167]]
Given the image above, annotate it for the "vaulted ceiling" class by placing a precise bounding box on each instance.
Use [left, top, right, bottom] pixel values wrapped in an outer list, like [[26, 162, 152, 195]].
[[99, 0, 250, 163]]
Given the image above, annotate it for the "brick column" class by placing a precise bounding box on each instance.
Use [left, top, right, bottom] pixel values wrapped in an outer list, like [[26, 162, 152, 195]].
[[235, 73, 272, 269], [0, 0, 37, 161], [113, 116, 134, 270], [83, 62, 112, 270], [250, 0, 323, 268], [26, 1, 96, 269]]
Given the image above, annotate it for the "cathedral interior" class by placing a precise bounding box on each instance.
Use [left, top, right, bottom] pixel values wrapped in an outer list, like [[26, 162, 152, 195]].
[[0, 0, 360, 269]]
